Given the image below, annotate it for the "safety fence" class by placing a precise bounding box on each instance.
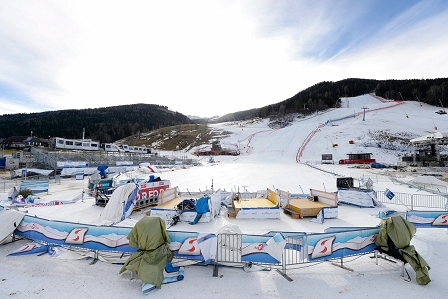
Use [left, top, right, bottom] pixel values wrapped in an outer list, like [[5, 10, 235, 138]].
[[215, 232, 302, 280], [214, 228, 380, 281], [355, 173, 391, 183], [0, 180, 20, 193], [9, 207, 418, 282], [10, 224, 382, 282], [375, 191, 448, 210], [296, 123, 326, 163]]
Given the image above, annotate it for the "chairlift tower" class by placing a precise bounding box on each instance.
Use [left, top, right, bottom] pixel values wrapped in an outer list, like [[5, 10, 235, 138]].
[[362, 106, 368, 121]]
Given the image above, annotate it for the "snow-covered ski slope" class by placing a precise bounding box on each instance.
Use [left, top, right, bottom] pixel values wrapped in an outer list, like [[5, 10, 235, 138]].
[[208, 94, 448, 165]]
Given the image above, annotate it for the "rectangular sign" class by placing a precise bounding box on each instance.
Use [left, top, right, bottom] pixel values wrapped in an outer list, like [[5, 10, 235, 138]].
[[384, 188, 395, 200], [57, 161, 89, 168], [322, 154, 333, 160], [116, 161, 133, 166]]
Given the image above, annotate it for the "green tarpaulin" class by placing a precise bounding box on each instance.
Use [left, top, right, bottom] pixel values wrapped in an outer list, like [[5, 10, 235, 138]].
[[119, 217, 173, 288], [375, 216, 431, 285]]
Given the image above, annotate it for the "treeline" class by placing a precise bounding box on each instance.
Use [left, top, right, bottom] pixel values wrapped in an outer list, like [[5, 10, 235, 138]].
[[214, 78, 448, 122], [0, 104, 192, 143], [2, 78, 447, 141]]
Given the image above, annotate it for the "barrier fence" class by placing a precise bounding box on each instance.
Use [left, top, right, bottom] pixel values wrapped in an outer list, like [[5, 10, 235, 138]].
[[5, 178, 445, 281], [375, 191, 448, 210], [213, 229, 379, 281], [8, 205, 416, 282], [0, 180, 20, 193], [215, 232, 303, 280]]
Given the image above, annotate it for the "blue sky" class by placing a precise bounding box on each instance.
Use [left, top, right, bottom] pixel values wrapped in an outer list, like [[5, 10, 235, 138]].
[[1, 0, 447, 118]]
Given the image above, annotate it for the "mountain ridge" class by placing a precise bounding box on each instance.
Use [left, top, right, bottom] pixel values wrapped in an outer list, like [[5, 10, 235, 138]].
[[1, 78, 447, 143]]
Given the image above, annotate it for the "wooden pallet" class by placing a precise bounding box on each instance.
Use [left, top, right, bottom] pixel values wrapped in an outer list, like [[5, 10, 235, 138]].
[[283, 207, 300, 219]]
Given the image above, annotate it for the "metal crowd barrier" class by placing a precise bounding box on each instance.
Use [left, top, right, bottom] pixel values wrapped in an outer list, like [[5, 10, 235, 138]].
[[376, 191, 448, 210], [216, 233, 243, 264], [0, 180, 20, 193], [214, 233, 320, 281]]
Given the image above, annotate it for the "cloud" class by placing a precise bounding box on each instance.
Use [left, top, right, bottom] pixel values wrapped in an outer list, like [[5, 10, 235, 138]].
[[0, 0, 447, 118]]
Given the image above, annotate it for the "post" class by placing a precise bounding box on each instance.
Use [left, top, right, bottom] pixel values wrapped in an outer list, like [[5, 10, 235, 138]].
[[362, 106, 368, 121]]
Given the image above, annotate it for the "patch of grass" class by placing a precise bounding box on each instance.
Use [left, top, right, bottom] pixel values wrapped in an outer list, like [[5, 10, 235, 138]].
[[1, 149, 14, 155], [118, 124, 232, 151]]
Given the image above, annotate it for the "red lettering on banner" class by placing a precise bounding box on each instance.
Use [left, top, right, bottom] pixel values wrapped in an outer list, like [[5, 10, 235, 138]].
[[135, 181, 169, 201]]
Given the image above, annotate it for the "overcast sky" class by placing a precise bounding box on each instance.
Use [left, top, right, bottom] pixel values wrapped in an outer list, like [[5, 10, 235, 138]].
[[1, 0, 447, 118]]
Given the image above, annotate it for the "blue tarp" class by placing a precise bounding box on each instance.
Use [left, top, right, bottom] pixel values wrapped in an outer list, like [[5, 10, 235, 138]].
[[190, 196, 210, 225], [97, 165, 109, 177], [370, 162, 386, 168]]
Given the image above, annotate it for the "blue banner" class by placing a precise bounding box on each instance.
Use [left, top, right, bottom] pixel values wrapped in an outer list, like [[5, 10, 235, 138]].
[[406, 210, 448, 228]]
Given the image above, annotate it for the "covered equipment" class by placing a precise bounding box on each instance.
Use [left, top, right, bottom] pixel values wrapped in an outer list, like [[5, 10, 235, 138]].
[[375, 216, 431, 285], [119, 216, 173, 288]]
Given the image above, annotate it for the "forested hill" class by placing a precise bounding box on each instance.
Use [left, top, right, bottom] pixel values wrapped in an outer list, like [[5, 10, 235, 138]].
[[214, 78, 448, 122], [0, 104, 192, 143], [1, 78, 447, 142]]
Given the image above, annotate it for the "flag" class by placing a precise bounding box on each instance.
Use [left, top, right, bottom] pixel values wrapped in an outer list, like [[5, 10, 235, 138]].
[[76, 172, 84, 180]]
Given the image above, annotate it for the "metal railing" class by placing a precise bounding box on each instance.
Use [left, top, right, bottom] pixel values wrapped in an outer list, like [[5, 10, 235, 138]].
[[0, 180, 20, 193], [213, 232, 374, 281], [28, 147, 197, 169], [376, 190, 448, 210], [216, 233, 243, 264], [215, 232, 305, 279]]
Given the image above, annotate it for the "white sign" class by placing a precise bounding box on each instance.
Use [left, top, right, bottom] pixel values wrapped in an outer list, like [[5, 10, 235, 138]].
[[57, 161, 89, 168], [116, 161, 133, 166]]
